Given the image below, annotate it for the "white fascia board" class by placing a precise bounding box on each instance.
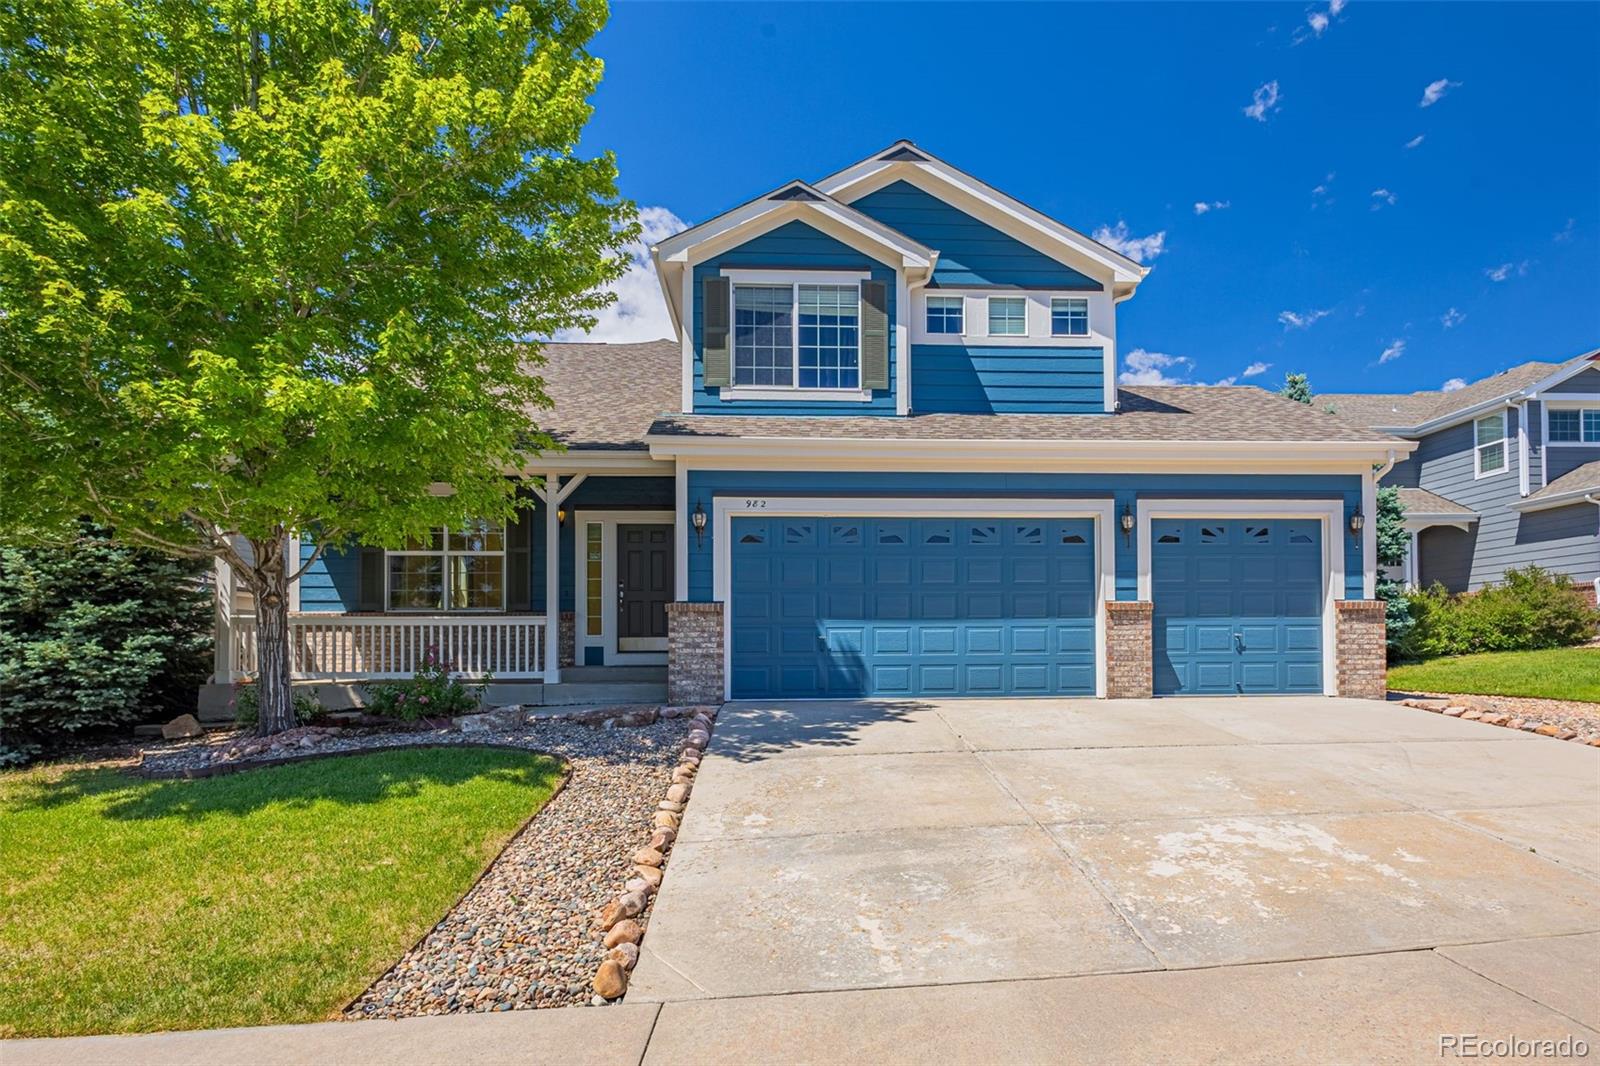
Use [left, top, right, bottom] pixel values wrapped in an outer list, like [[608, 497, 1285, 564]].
[[814, 146, 1146, 286], [511, 452, 672, 476], [1386, 353, 1600, 436], [655, 257, 684, 339], [1520, 349, 1600, 397], [648, 434, 1413, 467], [1509, 489, 1600, 513]]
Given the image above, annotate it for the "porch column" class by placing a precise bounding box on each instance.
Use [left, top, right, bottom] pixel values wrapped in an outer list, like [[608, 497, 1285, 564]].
[[213, 556, 235, 682], [1406, 530, 1419, 588], [545, 472, 562, 685]]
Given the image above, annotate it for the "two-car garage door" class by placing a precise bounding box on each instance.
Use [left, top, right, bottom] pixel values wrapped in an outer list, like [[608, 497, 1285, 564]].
[[729, 516, 1098, 698]]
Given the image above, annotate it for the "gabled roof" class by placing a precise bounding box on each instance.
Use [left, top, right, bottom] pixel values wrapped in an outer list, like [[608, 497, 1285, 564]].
[[814, 140, 1149, 291], [1512, 459, 1600, 513], [1318, 354, 1597, 433]]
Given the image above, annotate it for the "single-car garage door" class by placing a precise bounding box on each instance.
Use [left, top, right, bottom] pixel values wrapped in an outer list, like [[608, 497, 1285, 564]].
[[1152, 518, 1324, 695], [730, 516, 1098, 698]]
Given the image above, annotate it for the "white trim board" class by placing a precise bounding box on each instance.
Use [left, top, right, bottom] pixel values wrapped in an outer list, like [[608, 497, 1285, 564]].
[[1134, 498, 1347, 697], [572, 509, 675, 666], [711, 496, 1118, 701]]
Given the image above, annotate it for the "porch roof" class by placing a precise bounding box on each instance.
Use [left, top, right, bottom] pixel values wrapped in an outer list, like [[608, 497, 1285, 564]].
[[520, 340, 679, 451]]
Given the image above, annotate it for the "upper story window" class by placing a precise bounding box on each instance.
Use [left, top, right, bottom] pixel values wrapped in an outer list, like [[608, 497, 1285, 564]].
[[1473, 413, 1507, 477], [1548, 408, 1600, 443], [988, 296, 1027, 337], [926, 295, 964, 335], [387, 521, 505, 612], [734, 282, 859, 390], [1051, 298, 1089, 337]]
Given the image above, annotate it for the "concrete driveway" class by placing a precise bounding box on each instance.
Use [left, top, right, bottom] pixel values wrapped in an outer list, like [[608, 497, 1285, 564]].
[[627, 696, 1600, 1058]]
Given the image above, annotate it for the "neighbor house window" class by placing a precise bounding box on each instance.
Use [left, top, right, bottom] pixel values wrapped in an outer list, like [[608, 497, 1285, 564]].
[[926, 295, 964, 335], [733, 282, 859, 389], [387, 521, 505, 611], [988, 296, 1027, 336], [1051, 297, 1089, 337], [1548, 408, 1600, 443], [1474, 413, 1507, 477]]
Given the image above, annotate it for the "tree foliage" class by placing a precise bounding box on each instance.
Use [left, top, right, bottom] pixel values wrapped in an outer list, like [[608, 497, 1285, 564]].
[[0, 0, 635, 731], [1280, 372, 1313, 404], [1374, 484, 1413, 655], [0, 523, 212, 763]]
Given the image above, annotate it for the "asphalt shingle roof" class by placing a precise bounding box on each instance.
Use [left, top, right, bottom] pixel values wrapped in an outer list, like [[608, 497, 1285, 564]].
[[1395, 487, 1477, 518], [1524, 459, 1600, 504], [521, 339, 680, 451], [1318, 361, 1562, 431]]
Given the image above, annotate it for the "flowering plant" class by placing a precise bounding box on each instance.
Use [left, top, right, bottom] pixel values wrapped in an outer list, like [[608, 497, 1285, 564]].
[[364, 647, 484, 720]]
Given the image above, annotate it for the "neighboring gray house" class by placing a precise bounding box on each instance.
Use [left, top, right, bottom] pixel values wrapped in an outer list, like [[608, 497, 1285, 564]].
[[1321, 350, 1600, 602]]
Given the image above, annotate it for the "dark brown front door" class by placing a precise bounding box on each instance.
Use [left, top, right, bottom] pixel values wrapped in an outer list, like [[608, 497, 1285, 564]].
[[619, 524, 672, 647]]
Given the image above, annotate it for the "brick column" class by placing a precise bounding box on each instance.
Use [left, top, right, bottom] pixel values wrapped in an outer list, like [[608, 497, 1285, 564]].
[[1105, 600, 1154, 699], [666, 601, 724, 705], [558, 611, 575, 668], [1335, 599, 1387, 701]]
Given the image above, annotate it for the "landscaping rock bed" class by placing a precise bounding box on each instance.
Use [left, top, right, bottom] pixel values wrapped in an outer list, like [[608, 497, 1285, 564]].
[[1391, 692, 1600, 746], [132, 705, 716, 1015]]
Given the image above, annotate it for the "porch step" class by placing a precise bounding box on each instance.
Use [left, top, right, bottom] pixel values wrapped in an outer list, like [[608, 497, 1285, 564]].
[[541, 681, 667, 706]]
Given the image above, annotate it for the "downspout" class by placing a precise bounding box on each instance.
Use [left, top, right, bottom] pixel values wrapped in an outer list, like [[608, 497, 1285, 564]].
[[1514, 399, 1530, 497]]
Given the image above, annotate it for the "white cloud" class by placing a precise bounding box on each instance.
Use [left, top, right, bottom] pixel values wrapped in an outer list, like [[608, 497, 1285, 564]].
[[1441, 377, 1467, 392], [1311, 172, 1335, 207], [1120, 348, 1194, 385], [554, 206, 688, 343], [1278, 308, 1331, 330], [1297, 0, 1346, 42], [1419, 78, 1460, 108], [1484, 260, 1531, 282], [1243, 361, 1272, 378], [1370, 188, 1397, 210], [1440, 307, 1465, 329], [1193, 200, 1231, 215], [1554, 217, 1576, 242], [1243, 80, 1282, 122], [1405, 134, 1425, 149], [1307, 11, 1330, 35], [1092, 221, 1167, 263], [1213, 376, 1238, 386], [1379, 339, 1407, 364]]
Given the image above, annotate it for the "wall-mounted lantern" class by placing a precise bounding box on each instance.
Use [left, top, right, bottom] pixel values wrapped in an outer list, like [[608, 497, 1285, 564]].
[[1120, 504, 1135, 545], [1348, 509, 1364, 537], [692, 500, 708, 548]]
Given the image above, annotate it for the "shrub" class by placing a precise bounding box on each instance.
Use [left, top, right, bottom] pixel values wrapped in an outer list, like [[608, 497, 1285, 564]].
[[363, 649, 483, 721], [231, 682, 327, 729], [0, 522, 212, 764], [1396, 566, 1599, 660]]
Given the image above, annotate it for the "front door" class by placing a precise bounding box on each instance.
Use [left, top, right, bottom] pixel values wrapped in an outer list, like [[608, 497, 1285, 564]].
[[618, 524, 672, 651]]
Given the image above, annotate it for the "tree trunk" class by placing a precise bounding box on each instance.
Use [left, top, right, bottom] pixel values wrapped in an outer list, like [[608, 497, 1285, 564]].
[[246, 534, 296, 736]]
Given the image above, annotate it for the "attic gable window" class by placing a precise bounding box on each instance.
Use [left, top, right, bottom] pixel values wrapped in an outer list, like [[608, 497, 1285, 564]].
[[733, 282, 859, 390], [987, 296, 1027, 337], [1473, 412, 1507, 478]]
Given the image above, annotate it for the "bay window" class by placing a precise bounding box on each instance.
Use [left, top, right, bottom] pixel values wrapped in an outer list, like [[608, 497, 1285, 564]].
[[387, 521, 506, 611], [733, 282, 860, 390], [1473, 413, 1507, 477]]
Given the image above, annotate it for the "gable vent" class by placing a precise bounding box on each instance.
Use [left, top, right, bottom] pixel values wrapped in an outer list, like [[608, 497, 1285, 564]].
[[878, 145, 929, 162], [769, 185, 824, 202]]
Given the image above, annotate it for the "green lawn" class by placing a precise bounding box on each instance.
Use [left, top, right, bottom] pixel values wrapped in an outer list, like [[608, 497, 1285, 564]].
[[0, 746, 563, 1038], [1388, 646, 1600, 703]]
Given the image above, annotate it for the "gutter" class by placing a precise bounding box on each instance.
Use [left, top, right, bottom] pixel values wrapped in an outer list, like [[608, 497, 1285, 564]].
[[1509, 488, 1600, 514], [647, 434, 1417, 464]]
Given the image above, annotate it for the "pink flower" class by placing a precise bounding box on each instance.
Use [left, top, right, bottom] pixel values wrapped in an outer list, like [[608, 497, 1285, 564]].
[[418, 695, 430, 705]]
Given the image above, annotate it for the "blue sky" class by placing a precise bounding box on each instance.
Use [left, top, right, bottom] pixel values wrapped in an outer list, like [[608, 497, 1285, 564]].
[[573, 1, 1599, 395]]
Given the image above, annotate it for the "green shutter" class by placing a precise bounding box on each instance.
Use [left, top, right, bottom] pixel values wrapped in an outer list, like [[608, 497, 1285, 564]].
[[506, 493, 533, 611], [357, 547, 385, 612], [860, 279, 888, 390], [703, 276, 731, 387]]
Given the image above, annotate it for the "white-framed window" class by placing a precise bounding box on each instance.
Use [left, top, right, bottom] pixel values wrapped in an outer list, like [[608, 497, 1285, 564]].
[[1548, 407, 1600, 444], [988, 295, 1027, 337], [926, 295, 964, 335], [1473, 413, 1507, 478], [1051, 297, 1089, 337], [733, 282, 860, 390], [387, 521, 505, 611]]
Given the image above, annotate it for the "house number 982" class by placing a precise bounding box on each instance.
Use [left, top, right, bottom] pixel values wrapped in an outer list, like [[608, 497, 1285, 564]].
[[744, 499, 768, 509]]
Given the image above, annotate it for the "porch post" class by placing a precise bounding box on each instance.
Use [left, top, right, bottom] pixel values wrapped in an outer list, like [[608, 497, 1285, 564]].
[[544, 471, 562, 685], [213, 556, 235, 681], [1406, 530, 1419, 588]]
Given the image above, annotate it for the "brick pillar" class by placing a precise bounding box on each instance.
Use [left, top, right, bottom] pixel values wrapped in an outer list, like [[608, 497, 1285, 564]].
[[1335, 599, 1387, 701], [666, 601, 724, 705], [1105, 600, 1154, 699], [558, 611, 575, 668]]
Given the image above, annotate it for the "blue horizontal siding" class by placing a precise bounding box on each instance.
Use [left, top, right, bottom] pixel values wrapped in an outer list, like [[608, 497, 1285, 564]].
[[297, 539, 359, 612], [913, 344, 1104, 414], [686, 470, 1365, 604], [850, 180, 1101, 291], [1545, 366, 1600, 394], [692, 220, 897, 417]]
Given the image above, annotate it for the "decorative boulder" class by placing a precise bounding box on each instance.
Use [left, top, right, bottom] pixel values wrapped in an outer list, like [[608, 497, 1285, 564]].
[[593, 959, 628, 999], [161, 714, 204, 740], [603, 919, 643, 948]]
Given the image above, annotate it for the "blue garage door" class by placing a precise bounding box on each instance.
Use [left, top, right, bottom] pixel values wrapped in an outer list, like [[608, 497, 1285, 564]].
[[730, 516, 1097, 698], [1152, 518, 1324, 695]]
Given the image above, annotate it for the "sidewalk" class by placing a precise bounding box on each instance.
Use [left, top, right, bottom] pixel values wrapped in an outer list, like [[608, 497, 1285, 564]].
[[8, 945, 1597, 1066]]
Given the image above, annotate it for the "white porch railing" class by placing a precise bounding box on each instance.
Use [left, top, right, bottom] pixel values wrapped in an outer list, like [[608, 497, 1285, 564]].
[[229, 614, 548, 681]]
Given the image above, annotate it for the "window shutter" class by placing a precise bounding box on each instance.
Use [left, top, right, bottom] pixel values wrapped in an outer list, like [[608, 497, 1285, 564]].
[[860, 279, 889, 390], [703, 276, 732, 387], [506, 494, 533, 611], [357, 547, 385, 612]]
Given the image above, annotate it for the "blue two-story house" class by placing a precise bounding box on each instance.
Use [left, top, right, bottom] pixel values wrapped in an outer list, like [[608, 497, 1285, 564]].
[[210, 142, 1412, 710], [1321, 352, 1600, 601]]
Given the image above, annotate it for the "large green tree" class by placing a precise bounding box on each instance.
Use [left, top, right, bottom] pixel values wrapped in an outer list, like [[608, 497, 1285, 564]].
[[0, 0, 635, 733]]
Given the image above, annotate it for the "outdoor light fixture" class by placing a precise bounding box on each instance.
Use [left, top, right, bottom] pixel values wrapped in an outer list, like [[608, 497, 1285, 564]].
[[692, 499, 708, 547], [1120, 504, 1135, 543], [1349, 509, 1364, 536], [557, 506, 567, 526]]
